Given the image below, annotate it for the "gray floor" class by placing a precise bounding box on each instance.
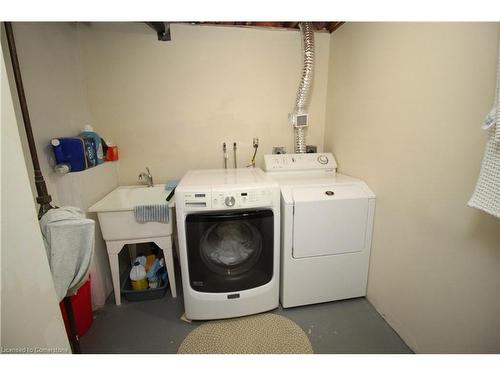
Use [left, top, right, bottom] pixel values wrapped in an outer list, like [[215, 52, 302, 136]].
[[80, 268, 412, 354]]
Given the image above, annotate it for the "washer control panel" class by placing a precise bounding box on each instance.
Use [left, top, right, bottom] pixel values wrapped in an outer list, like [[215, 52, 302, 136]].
[[182, 188, 275, 210], [183, 192, 212, 210], [264, 152, 337, 172], [212, 188, 274, 210]]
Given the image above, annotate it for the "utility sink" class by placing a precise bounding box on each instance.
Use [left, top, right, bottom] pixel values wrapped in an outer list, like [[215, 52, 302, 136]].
[[88, 185, 174, 241]]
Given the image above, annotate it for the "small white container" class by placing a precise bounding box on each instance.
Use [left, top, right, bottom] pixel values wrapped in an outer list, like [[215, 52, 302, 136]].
[[130, 261, 147, 291]]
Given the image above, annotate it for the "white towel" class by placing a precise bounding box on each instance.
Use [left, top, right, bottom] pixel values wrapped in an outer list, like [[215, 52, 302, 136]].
[[134, 204, 170, 223], [468, 39, 500, 219], [39, 207, 95, 302]]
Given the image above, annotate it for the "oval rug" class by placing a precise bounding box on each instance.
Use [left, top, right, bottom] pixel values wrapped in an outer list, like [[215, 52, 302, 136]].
[[177, 313, 313, 354]]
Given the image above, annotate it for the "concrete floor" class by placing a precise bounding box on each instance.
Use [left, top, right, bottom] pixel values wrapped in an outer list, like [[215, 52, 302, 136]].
[[80, 268, 412, 354]]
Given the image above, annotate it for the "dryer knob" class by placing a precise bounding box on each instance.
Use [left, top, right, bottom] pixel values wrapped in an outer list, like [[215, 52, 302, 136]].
[[317, 155, 329, 164], [225, 196, 236, 207]]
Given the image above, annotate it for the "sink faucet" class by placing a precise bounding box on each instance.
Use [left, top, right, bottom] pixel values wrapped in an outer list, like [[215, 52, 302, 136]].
[[138, 167, 154, 187]]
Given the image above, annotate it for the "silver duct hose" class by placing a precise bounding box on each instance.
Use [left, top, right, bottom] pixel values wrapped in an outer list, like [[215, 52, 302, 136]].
[[294, 126, 307, 154], [293, 22, 315, 153]]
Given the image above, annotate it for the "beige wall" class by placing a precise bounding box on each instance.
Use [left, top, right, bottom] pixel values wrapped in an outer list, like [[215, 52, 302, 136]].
[[79, 23, 330, 185], [4, 23, 117, 310], [1, 42, 70, 353], [325, 22, 500, 353], [5, 23, 93, 206]]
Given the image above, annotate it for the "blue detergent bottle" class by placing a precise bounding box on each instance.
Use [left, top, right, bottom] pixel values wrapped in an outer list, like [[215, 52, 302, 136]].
[[51, 137, 87, 172], [80, 125, 104, 165], [82, 137, 97, 167]]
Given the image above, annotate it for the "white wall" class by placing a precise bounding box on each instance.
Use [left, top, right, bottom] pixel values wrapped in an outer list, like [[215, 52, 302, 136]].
[[1, 41, 70, 353], [78, 23, 330, 185], [6, 23, 94, 206], [4, 23, 116, 310], [325, 22, 500, 353]]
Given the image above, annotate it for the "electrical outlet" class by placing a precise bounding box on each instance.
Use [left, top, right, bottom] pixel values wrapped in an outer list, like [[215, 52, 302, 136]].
[[272, 147, 286, 155], [306, 145, 317, 153]]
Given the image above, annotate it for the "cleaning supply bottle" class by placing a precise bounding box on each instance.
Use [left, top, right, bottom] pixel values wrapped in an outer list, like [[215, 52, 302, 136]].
[[130, 261, 148, 291], [105, 141, 119, 161], [145, 254, 156, 272], [146, 258, 162, 288], [51, 137, 87, 172], [80, 125, 104, 165], [82, 137, 97, 168]]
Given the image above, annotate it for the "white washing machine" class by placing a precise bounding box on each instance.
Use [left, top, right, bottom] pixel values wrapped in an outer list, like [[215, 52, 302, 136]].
[[264, 153, 376, 308], [175, 168, 281, 320]]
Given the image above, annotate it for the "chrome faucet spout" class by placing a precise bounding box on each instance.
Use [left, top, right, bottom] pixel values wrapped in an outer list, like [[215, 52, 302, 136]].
[[138, 167, 154, 187]]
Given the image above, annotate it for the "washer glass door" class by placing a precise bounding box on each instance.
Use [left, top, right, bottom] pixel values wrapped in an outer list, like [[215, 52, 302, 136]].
[[185, 209, 274, 293]]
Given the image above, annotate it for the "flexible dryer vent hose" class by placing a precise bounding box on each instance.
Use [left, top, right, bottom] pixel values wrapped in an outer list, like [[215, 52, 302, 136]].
[[294, 22, 315, 154]]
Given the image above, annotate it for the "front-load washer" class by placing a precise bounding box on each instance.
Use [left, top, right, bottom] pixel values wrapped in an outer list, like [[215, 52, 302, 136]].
[[264, 153, 376, 308], [175, 168, 280, 320]]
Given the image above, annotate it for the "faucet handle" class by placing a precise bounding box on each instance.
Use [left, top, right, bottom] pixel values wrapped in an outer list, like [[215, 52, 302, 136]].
[[146, 167, 151, 175]]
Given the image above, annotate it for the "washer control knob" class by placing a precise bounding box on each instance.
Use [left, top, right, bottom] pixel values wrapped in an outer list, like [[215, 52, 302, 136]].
[[225, 196, 236, 207], [317, 155, 329, 165]]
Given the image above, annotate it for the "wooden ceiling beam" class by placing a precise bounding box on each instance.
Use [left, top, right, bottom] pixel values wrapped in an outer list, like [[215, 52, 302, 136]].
[[148, 22, 346, 36], [326, 22, 345, 33], [284, 22, 299, 29]]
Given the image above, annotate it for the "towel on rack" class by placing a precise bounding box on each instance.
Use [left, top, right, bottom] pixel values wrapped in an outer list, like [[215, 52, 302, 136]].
[[134, 204, 170, 223], [468, 40, 500, 219], [39, 206, 95, 302]]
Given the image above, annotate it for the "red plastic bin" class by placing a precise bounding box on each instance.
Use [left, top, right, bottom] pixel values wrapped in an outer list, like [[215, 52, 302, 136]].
[[59, 277, 93, 337]]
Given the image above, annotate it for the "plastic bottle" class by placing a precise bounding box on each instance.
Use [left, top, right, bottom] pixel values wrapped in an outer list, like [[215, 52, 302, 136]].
[[105, 141, 119, 161], [82, 137, 97, 167], [80, 125, 104, 165], [51, 137, 87, 172], [130, 261, 148, 291]]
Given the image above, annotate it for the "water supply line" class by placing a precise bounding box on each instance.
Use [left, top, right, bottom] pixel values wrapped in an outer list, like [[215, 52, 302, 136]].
[[247, 138, 259, 168], [233, 142, 237, 168], [290, 22, 315, 154], [223, 142, 228, 169]]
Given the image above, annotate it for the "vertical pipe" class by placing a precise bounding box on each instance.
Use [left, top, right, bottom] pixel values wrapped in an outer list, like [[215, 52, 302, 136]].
[[63, 297, 81, 354]]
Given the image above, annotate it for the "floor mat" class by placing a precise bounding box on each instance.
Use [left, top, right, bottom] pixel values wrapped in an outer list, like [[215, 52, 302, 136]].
[[177, 313, 313, 354]]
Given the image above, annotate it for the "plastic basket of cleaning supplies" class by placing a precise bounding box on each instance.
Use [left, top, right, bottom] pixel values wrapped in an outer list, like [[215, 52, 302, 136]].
[[120, 266, 169, 302]]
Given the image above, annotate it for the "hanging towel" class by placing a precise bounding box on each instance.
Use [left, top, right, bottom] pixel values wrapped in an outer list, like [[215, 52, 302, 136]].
[[39, 207, 95, 302], [468, 40, 500, 219], [134, 204, 170, 223], [164, 179, 179, 191]]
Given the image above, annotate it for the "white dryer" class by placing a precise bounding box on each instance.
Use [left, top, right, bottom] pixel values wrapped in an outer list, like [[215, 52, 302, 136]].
[[264, 153, 376, 308], [175, 168, 280, 320]]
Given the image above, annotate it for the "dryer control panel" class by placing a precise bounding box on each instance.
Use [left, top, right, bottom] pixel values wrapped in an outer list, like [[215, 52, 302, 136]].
[[264, 153, 337, 173]]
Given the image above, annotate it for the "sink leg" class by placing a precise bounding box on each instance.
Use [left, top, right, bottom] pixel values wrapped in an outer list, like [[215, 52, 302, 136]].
[[154, 237, 177, 298], [105, 241, 124, 306]]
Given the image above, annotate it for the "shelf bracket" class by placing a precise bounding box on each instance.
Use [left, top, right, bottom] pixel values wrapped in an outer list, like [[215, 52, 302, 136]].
[[145, 22, 171, 41]]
